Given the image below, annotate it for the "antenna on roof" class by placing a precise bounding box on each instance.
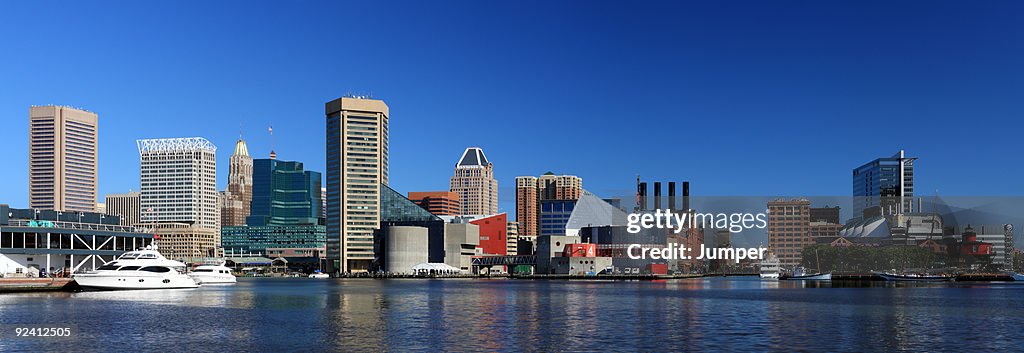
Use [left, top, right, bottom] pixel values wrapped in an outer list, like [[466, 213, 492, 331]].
[[268, 125, 276, 159]]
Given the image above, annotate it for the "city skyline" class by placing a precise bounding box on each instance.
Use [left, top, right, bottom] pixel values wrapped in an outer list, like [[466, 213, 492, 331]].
[[3, 2, 1024, 215]]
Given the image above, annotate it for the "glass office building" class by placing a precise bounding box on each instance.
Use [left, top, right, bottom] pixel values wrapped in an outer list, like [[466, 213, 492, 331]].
[[222, 158, 325, 256], [540, 199, 576, 236], [852, 150, 915, 219]]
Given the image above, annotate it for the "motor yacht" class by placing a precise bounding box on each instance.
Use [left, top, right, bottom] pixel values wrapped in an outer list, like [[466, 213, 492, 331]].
[[73, 246, 199, 290], [189, 261, 237, 284]]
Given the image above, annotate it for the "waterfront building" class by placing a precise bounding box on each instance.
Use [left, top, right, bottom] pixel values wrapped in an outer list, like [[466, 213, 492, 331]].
[[104, 192, 140, 226], [407, 191, 460, 216], [29, 106, 98, 212], [384, 226, 429, 274], [326, 96, 389, 273], [376, 184, 446, 271], [443, 223, 480, 272], [577, 226, 670, 275], [951, 224, 1013, 269], [853, 150, 915, 219], [506, 221, 519, 256], [810, 221, 842, 239], [450, 147, 498, 215], [137, 137, 219, 261], [221, 137, 253, 227], [564, 191, 628, 237], [767, 199, 812, 268], [516, 173, 583, 237], [468, 213, 508, 255], [221, 158, 325, 258], [810, 206, 841, 224], [0, 204, 153, 276]]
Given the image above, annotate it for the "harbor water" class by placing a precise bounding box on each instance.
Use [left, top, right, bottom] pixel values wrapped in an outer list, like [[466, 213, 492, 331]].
[[1, 277, 1022, 352]]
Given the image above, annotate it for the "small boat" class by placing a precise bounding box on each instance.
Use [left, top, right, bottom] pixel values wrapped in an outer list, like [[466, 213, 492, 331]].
[[73, 245, 199, 290], [759, 253, 781, 280], [1006, 272, 1024, 281], [189, 261, 237, 284], [782, 266, 832, 280], [308, 271, 329, 279], [873, 271, 954, 282]]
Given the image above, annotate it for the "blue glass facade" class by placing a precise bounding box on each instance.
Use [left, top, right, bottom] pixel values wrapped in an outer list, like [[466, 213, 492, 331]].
[[852, 151, 914, 218], [540, 199, 575, 236], [222, 158, 325, 256], [247, 159, 322, 227]]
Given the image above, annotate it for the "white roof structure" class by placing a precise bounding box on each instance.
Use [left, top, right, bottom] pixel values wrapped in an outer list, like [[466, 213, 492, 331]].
[[137, 137, 217, 155], [565, 190, 628, 236], [411, 263, 462, 272]]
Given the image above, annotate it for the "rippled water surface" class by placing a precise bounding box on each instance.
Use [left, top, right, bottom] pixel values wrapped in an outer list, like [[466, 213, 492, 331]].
[[1, 277, 1022, 352]]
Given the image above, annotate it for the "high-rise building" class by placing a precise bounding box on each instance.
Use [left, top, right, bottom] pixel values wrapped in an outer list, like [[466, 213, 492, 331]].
[[853, 150, 915, 219], [516, 172, 583, 236], [104, 191, 141, 226], [407, 191, 460, 216], [29, 106, 98, 212], [767, 199, 811, 268], [137, 137, 219, 261], [221, 158, 324, 257], [450, 147, 498, 216], [221, 137, 253, 226], [326, 97, 389, 273], [515, 176, 539, 237]]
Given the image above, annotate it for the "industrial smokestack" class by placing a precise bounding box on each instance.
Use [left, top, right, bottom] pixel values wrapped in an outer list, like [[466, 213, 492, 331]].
[[654, 182, 662, 210], [668, 182, 676, 210], [638, 182, 648, 211], [682, 181, 690, 211]]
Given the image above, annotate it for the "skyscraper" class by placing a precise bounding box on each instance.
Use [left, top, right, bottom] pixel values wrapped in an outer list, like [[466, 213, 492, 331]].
[[137, 137, 219, 261], [104, 191, 141, 226], [29, 106, 98, 212], [221, 137, 253, 226], [326, 97, 389, 273], [853, 150, 915, 219], [515, 176, 538, 237], [516, 173, 583, 237], [407, 191, 460, 216], [221, 158, 324, 257], [450, 147, 498, 215]]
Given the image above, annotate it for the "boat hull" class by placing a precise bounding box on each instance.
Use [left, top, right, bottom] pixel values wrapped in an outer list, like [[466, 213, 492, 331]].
[[874, 272, 953, 282], [759, 273, 780, 280], [73, 273, 199, 290], [189, 273, 237, 284], [783, 272, 832, 280]]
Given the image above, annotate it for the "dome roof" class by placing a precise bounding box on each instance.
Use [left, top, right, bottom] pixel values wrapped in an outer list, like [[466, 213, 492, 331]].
[[233, 138, 249, 157]]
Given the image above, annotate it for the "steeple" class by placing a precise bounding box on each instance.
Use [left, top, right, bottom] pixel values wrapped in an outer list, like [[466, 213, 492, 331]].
[[233, 138, 249, 157]]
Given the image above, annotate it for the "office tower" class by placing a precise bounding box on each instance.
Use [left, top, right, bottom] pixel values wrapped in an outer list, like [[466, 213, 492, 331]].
[[221, 137, 253, 226], [516, 173, 583, 236], [29, 106, 98, 212], [221, 158, 324, 257], [407, 191, 460, 216], [137, 137, 219, 261], [767, 199, 811, 268], [450, 147, 498, 216], [104, 191, 141, 226], [515, 176, 539, 237], [853, 150, 915, 218], [326, 96, 389, 273], [810, 206, 841, 224]]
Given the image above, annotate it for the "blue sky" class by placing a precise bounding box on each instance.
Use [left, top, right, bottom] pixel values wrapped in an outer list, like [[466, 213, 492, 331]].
[[1, 1, 1022, 215]]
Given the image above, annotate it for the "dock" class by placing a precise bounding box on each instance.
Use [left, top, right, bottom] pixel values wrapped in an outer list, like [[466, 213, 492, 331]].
[[0, 278, 77, 293]]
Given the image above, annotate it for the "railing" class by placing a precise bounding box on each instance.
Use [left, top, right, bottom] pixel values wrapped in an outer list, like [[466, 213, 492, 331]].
[[7, 219, 144, 233]]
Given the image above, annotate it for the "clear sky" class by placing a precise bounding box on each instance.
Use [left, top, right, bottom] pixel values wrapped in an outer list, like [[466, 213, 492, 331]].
[[1, 1, 1022, 215]]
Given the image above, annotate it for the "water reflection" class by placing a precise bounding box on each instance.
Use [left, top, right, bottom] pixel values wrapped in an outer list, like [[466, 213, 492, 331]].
[[1, 277, 1023, 351]]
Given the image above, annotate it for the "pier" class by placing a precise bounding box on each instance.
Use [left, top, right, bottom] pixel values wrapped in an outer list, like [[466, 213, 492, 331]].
[[0, 278, 77, 293]]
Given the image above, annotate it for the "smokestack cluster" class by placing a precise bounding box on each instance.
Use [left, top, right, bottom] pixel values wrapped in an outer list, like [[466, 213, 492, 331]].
[[636, 180, 690, 211]]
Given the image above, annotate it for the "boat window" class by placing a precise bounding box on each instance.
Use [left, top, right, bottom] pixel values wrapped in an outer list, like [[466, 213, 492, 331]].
[[97, 265, 120, 270], [120, 254, 139, 259], [139, 266, 170, 273], [193, 269, 214, 272], [118, 266, 142, 271], [138, 254, 158, 259]]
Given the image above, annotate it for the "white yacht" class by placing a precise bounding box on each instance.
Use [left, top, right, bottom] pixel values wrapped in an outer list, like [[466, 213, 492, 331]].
[[759, 253, 781, 280], [308, 270, 329, 279], [189, 261, 237, 284], [73, 246, 199, 290]]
